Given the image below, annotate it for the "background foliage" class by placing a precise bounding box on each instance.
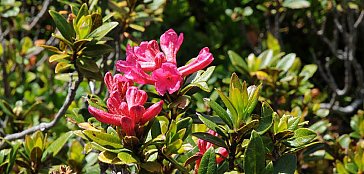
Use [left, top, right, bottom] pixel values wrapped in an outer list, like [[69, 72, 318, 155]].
[[0, 0, 364, 173]]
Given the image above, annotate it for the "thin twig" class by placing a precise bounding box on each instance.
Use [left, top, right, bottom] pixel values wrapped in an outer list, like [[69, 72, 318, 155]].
[[1, 73, 83, 141], [354, 10, 364, 28], [25, 0, 51, 30], [320, 99, 363, 115]]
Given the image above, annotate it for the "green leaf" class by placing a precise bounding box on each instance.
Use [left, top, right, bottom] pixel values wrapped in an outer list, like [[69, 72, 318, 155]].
[[273, 154, 297, 174], [0, 99, 15, 116], [276, 53, 296, 72], [176, 117, 193, 140], [75, 3, 89, 24], [267, 32, 280, 52], [55, 62, 72, 73], [49, 54, 70, 63], [166, 139, 183, 154], [83, 130, 123, 149], [335, 160, 349, 174], [49, 10, 75, 41], [197, 113, 221, 133], [86, 22, 118, 40], [286, 128, 317, 147], [21, 37, 33, 54], [76, 15, 92, 39], [216, 89, 238, 128], [282, 0, 310, 9], [244, 130, 265, 174], [237, 120, 259, 138], [228, 50, 248, 73], [193, 132, 227, 148], [117, 152, 138, 164], [198, 147, 217, 174], [39, 45, 62, 55], [204, 98, 233, 128], [299, 64, 317, 81], [98, 151, 124, 165], [258, 49, 273, 69], [192, 66, 216, 83], [91, 13, 103, 31], [30, 147, 43, 164], [129, 24, 145, 32], [42, 131, 73, 162], [257, 102, 273, 134], [246, 84, 261, 116], [82, 44, 114, 57], [76, 57, 99, 72]]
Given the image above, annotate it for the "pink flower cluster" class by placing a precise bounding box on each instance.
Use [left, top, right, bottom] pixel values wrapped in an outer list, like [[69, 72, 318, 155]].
[[195, 130, 228, 173], [116, 29, 214, 95], [88, 72, 164, 136]]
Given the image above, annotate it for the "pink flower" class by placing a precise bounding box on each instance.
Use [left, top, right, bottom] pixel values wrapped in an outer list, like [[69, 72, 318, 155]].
[[116, 29, 214, 96], [88, 86, 164, 136], [152, 63, 183, 95], [177, 47, 214, 77], [104, 72, 133, 99], [160, 29, 184, 64], [194, 130, 228, 173]]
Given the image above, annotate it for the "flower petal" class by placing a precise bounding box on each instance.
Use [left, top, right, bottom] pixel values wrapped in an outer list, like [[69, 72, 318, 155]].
[[88, 106, 122, 126], [116, 60, 154, 84], [129, 105, 145, 124], [160, 29, 184, 64], [126, 86, 148, 107], [141, 100, 164, 125], [120, 116, 135, 136], [177, 47, 214, 77], [152, 63, 183, 95]]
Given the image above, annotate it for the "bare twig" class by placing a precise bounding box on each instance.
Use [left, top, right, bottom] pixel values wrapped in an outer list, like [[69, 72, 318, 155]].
[[354, 10, 364, 28], [321, 99, 363, 115], [1, 73, 83, 141], [25, 0, 51, 30]]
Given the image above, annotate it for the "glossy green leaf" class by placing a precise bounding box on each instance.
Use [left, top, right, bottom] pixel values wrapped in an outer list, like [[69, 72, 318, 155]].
[[75, 3, 89, 24], [83, 130, 123, 149], [197, 113, 221, 133], [98, 151, 123, 164], [55, 62, 72, 73], [204, 98, 233, 128], [283, 0, 310, 9], [86, 22, 118, 40], [228, 50, 248, 73], [273, 154, 297, 174], [257, 102, 273, 134], [82, 44, 114, 57], [286, 128, 317, 147], [299, 64, 317, 81], [30, 147, 42, 164], [49, 10, 75, 41], [258, 49, 273, 69], [76, 15, 92, 39], [198, 147, 217, 174], [117, 152, 138, 164], [42, 131, 73, 162], [216, 89, 238, 128], [244, 130, 265, 174], [276, 53, 296, 72], [193, 132, 227, 148], [166, 139, 183, 154], [49, 54, 70, 63], [267, 32, 280, 52]]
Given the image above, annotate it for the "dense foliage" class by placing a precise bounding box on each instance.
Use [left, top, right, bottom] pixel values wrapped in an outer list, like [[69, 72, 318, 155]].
[[0, 0, 363, 173]]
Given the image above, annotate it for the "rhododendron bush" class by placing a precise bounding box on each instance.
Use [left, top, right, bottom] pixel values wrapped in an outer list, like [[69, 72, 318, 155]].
[[2, 1, 363, 174]]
